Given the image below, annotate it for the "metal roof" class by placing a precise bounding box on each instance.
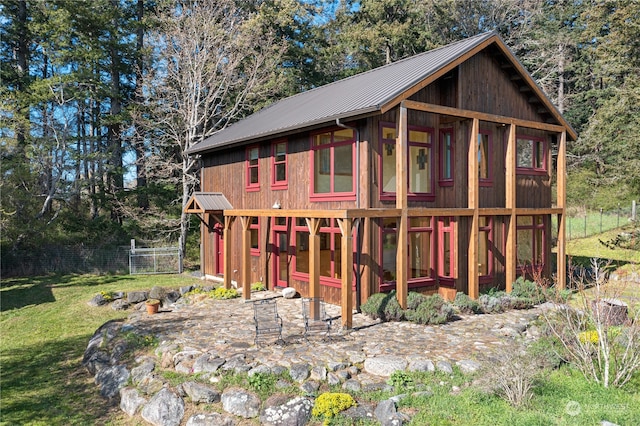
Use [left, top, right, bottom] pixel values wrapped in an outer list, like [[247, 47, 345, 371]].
[[187, 31, 573, 155], [184, 192, 233, 213]]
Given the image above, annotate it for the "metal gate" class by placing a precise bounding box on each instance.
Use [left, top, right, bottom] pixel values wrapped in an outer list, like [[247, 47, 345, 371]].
[[129, 240, 183, 275]]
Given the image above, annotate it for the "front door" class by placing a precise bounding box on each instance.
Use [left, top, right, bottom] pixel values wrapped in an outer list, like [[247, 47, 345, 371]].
[[437, 217, 455, 287], [214, 223, 224, 275]]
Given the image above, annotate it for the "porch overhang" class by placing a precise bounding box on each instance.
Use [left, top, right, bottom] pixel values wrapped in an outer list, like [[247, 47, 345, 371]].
[[184, 192, 233, 214]]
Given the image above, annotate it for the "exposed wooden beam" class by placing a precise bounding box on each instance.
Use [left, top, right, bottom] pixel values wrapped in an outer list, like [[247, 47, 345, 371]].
[[468, 118, 480, 299], [396, 106, 408, 309], [306, 218, 322, 303], [223, 216, 235, 289], [239, 216, 252, 301], [557, 131, 567, 289], [505, 124, 517, 293], [402, 100, 566, 134], [337, 218, 353, 328]]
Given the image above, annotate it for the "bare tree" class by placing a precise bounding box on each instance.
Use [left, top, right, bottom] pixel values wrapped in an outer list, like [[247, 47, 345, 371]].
[[139, 0, 285, 251]]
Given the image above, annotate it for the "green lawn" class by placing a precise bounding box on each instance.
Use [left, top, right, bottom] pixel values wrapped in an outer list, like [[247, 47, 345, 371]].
[[0, 273, 198, 425]]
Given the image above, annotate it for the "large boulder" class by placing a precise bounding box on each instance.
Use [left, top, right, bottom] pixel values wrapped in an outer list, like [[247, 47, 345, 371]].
[[127, 291, 148, 304], [119, 387, 147, 416], [192, 353, 225, 374], [289, 363, 310, 383], [364, 356, 407, 377], [95, 365, 130, 400], [141, 388, 185, 426], [260, 396, 314, 426], [221, 388, 260, 418], [181, 381, 221, 404], [185, 413, 236, 426]]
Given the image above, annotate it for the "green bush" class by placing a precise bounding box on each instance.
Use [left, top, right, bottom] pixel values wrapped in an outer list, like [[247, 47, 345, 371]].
[[405, 295, 454, 325], [312, 392, 356, 422], [387, 370, 414, 389], [511, 277, 546, 307], [210, 287, 239, 299], [361, 291, 405, 321], [453, 293, 481, 314], [478, 294, 505, 313], [407, 291, 427, 310], [251, 282, 266, 292]]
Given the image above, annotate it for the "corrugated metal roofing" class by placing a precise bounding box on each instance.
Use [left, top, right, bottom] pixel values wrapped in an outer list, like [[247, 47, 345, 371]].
[[185, 192, 233, 212], [187, 32, 497, 155]]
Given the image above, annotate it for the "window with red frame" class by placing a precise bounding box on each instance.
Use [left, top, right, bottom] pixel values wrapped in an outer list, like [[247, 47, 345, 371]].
[[311, 128, 355, 200], [478, 130, 492, 185], [438, 217, 455, 286], [271, 140, 287, 189], [246, 146, 259, 191], [250, 217, 260, 255], [516, 216, 545, 271], [380, 216, 435, 291], [439, 129, 454, 186], [380, 123, 435, 200], [516, 136, 546, 173], [478, 216, 493, 282]]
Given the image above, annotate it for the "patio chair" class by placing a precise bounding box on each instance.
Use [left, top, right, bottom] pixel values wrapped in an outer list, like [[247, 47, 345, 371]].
[[253, 299, 283, 346], [301, 297, 332, 339]]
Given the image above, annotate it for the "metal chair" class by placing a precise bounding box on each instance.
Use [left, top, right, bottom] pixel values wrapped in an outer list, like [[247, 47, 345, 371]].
[[301, 297, 332, 339], [253, 299, 283, 346]]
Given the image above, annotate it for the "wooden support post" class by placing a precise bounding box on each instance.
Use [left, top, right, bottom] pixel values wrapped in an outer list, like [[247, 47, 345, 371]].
[[305, 218, 322, 318], [557, 131, 567, 289], [396, 106, 408, 309], [223, 216, 235, 289], [239, 216, 252, 301], [337, 218, 353, 329], [468, 118, 480, 299], [505, 124, 517, 293]]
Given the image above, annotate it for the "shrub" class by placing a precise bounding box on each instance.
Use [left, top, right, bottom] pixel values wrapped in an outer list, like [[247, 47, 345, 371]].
[[251, 282, 266, 292], [510, 277, 546, 307], [312, 392, 356, 423], [248, 372, 276, 396], [578, 330, 599, 344], [405, 295, 454, 325], [453, 293, 481, 314], [478, 294, 504, 314], [361, 291, 405, 321], [387, 370, 414, 389], [210, 287, 239, 299], [407, 292, 427, 310]]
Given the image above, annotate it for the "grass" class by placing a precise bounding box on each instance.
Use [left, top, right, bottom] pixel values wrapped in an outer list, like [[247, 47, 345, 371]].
[[564, 225, 640, 264], [0, 273, 199, 425]]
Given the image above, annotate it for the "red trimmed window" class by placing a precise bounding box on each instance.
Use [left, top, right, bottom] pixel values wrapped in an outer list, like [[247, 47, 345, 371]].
[[292, 218, 355, 289], [438, 217, 455, 287], [439, 128, 454, 186], [478, 216, 493, 283], [250, 217, 260, 256], [517, 216, 545, 272], [246, 146, 260, 191], [311, 128, 355, 201], [516, 136, 547, 174], [380, 123, 435, 201], [271, 140, 288, 189], [478, 130, 492, 186], [380, 216, 435, 291]]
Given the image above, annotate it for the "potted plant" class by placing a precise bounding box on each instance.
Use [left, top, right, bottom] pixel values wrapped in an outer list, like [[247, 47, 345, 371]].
[[145, 299, 161, 314]]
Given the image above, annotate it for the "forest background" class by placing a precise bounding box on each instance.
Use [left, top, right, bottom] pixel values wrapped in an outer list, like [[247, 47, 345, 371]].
[[2, 0, 639, 276]]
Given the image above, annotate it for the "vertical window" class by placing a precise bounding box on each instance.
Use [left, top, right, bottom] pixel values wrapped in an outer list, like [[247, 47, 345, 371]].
[[478, 216, 493, 279], [294, 218, 309, 274], [246, 146, 259, 191], [516, 216, 545, 271], [250, 217, 260, 255], [380, 216, 434, 290], [311, 128, 355, 200], [271, 140, 288, 189], [478, 130, 491, 184], [438, 217, 455, 286], [379, 123, 434, 200], [516, 136, 546, 172], [439, 129, 454, 186]]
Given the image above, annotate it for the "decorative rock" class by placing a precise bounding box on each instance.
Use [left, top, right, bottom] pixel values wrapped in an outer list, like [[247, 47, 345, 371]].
[[275, 379, 290, 389], [260, 396, 314, 426], [337, 370, 351, 380], [342, 403, 375, 422], [119, 387, 147, 416], [221, 388, 261, 418], [300, 380, 320, 394], [327, 361, 348, 372], [248, 364, 272, 377], [141, 388, 185, 426], [181, 381, 220, 403], [408, 359, 435, 373], [389, 394, 408, 404], [348, 353, 366, 364], [374, 399, 397, 424], [347, 365, 359, 376], [173, 350, 201, 374], [131, 360, 155, 384], [327, 372, 341, 386], [600, 421, 620, 426], [127, 291, 148, 304], [82, 320, 122, 375], [272, 365, 288, 376], [88, 294, 109, 307], [148, 286, 166, 300], [364, 356, 407, 377], [186, 413, 236, 426], [456, 359, 482, 374], [193, 353, 225, 374], [137, 374, 164, 396], [342, 378, 362, 392], [282, 287, 297, 299], [289, 363, 310, 383], [165, 290, 181, 304], [95, 365, 130, 399], [222, 353, 251, 373], [436, 360, 453, 374], [111, 299, 129, 310], [310, 365, 327, 381], [180, 285, 195, 295]]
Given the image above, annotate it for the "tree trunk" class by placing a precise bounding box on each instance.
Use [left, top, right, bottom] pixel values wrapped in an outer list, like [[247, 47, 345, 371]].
[[135, 0, 148, 209], [15, 0, 28, 153], [557, 43, 565, 114]]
